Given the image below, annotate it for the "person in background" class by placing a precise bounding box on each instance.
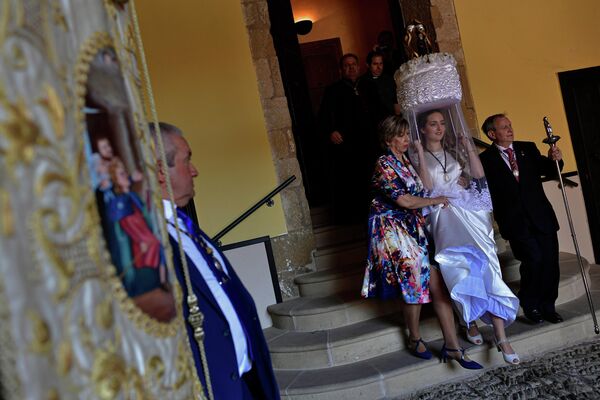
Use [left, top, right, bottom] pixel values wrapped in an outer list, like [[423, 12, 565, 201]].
[[362, 50, 401, 119], [318, 53, 380, 224], [374, 30, 402, 76]]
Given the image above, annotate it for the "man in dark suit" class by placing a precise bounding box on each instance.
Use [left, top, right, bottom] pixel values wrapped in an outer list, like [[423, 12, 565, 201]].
[[480, 114, 564, 324], [318, 53, 381, 223], [362, 50, 400, 119], [152, 122, 280, 399]]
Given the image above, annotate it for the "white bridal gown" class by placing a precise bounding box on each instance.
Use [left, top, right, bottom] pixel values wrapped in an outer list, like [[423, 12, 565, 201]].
[[424, 150, 519, 326]]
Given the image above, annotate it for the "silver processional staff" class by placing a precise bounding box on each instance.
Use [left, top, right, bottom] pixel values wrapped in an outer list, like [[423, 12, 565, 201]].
[[543, 116, 599, 334]]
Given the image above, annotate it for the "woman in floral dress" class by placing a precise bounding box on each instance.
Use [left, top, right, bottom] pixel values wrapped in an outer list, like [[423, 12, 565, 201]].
[[361, 116, 482, 369]]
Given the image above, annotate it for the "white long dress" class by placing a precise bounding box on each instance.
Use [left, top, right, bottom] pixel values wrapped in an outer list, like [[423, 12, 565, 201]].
[[423, 150, 519, 326]]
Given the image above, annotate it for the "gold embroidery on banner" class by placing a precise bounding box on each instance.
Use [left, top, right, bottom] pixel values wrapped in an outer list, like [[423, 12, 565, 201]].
[[91, 345, 150, 400], [31, 209, 75, 300], [47, 388, 59, 400], [78, 315, 94, 353], [102, 0, 118, 21], [0, 1, 9, 49], [38, 84, 65, 139], [0, 269, 22, 398], [125, 23, 136, 55], [91, 348, 127, 399], [0, 190, 14, 236], [0, 97, 49, 171], [28, 311, 52, 354], [11, 43, 27, 69], [146, 355, 165, 381], [14, 1, 24, 28], [57, 341, 73, 376], [51, 0, 68, 31], [173, 339, 192, 391], [95, 297, 114, 330]]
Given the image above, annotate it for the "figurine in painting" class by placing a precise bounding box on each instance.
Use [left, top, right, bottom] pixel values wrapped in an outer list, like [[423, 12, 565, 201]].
[[106, 157, 165, 297], [91, 137, 115, 190]]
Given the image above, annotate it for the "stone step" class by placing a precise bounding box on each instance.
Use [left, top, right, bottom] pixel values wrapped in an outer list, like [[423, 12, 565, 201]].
[[494, 232, 508, 254], [506, 252, 588, 305], [313, 241, 368, 271], [268, 257, 590, 369], [295, 262, 364, 297], [275, 267, 600, 399], [310, 206, 333, 229], [313, 224, 366, 250], [267, 291, 403, 332], [267, 312, 436, 370], [498, 250, 521, 282], [301, 248, 520, 298]]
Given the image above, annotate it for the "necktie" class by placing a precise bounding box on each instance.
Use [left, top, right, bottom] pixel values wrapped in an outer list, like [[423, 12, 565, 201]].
[[504, 148, 519, 182]]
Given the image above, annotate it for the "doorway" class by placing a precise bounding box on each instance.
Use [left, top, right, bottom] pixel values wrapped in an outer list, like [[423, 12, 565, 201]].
[[559, 66, 600, 263], [266, 0, 407, 208], [300, 38, 343, 117]]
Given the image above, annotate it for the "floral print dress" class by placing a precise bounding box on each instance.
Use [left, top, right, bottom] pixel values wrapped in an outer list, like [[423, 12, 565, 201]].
[[361, 150, 432, 304]]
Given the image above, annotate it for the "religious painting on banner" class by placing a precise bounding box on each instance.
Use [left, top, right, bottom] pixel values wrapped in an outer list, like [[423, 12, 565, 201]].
[[0, 1, 199, 399]]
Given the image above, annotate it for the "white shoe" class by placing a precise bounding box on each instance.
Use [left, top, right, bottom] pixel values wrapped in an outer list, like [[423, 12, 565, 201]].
[[495, 338, 520, 365], [466, 323, 483, 346]]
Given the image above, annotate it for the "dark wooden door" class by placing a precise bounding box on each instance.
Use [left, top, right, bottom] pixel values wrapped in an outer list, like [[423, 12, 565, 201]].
[[300, 38, 343, 116], [559, 66, 600, 263]]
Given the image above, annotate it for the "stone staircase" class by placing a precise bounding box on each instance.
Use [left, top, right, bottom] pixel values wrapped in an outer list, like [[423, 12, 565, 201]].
[[266, 207, 600, 399]]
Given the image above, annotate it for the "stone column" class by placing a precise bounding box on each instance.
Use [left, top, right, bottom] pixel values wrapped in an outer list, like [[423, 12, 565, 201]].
[[240, 0, 315, 299], [430, 0, 480, 136]]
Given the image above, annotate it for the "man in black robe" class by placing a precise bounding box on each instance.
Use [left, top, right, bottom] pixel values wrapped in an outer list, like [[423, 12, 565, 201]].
[[318, 53, 380, 224]]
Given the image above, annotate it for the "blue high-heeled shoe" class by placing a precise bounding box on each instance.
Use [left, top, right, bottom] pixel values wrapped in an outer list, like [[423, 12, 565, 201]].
[[440, 344, 483, 369], [408, 337, 433, 360]]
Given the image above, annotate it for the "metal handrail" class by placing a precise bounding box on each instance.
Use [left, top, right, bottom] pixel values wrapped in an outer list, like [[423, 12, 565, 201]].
[[212, 175, 297, 244], [472, 138, 578, 187]]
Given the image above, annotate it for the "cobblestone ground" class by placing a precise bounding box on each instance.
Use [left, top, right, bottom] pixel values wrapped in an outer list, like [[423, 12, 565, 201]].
[[401, 338, 600, 400]]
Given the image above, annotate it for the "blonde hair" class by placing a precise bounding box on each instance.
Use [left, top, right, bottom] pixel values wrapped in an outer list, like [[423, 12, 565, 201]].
[[378, 115, 409, 149]]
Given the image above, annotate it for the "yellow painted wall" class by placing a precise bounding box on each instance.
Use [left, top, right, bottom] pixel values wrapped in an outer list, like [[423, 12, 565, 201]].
[[137, 0, 287, 244], [454, 0, 600, 172]]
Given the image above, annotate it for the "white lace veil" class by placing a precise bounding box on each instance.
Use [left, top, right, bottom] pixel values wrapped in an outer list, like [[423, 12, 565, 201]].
[[395, 52, 492, 211], [405, 104, 493, 212]]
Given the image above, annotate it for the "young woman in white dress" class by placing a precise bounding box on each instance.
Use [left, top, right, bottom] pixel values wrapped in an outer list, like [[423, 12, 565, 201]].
[[413, 109, 520, 365]]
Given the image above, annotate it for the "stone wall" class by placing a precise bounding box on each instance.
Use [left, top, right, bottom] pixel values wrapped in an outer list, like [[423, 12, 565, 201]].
[[430, 0, 480, 136], [240, 0, 315, 299]]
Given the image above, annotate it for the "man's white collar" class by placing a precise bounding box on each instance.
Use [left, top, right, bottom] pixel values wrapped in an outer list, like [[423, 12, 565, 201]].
[[495, 143, 514, 152], [163, 199, 176, 220]]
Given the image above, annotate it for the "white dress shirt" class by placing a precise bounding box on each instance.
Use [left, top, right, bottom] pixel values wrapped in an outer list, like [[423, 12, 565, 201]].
[[163, 200, 251, 376], [494, 143, 516, 170]]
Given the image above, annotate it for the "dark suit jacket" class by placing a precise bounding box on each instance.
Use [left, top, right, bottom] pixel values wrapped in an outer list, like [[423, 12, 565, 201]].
[[170, 231, 280, 400], [480, 141, 562, 240]]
